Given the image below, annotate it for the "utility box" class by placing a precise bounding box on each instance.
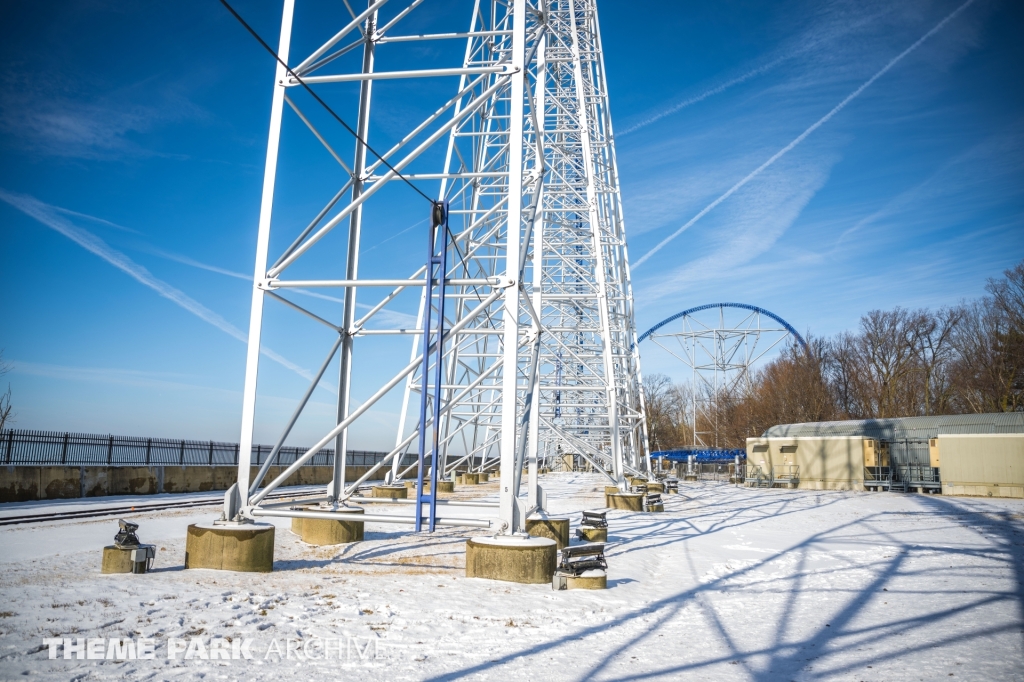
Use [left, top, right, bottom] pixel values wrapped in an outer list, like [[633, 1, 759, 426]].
[[929, 438, 940, 468], [863, 439, 889, 467], [864, 439, 877, 467]]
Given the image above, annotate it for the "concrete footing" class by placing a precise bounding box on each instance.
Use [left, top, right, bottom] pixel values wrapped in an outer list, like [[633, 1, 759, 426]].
[[608, 492, 643, 511], [478, 472, 489, 482], [466, 536, 556, 584], [101, 546, 134, 574], [576, 526, 608, 543], [400, 480, 455, 494], [526, 516, 570, 548], [372, 485, 408, 499], [647, 482, 665, 493], [185, 523, 275, 572], [646, 502, 665, 512], [460, 473, 480, 485], [604, 485, 620, 507], [290, 515, 304, 536], [567, 570, 607, 590], [300, 506, 364, 546]]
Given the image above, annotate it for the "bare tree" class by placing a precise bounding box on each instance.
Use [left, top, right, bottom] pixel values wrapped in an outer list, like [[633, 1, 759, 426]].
[[0, 351, 13, 432], [949, 263, 1024, 412], [831, 308, 934, 418], [642, 373, 675, 453], [719, 336, 838, 447], [914, 306, 962, 416], [986, 261, 1024, 410]]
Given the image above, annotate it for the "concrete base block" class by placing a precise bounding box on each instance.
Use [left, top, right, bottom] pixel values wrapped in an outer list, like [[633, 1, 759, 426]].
[[466, 536, 556, 584], [403, 480, 417, 489], [400, 480, 455, 494], [647, 482, 665, 493], [478, 472, 489, 482], [526, 517, 570, 549], [604, 485, 621, 507], [300, 507, 364, 546], [290, 515, 304, 536], [462, 473, 480, 485], [608, 492, 643, 511], [567, 570, 607, 590], [628, 477, 648, 487], [372, 485, 408, 499], [646, 503, 665, 512], [185, 523, 275, 573], [576, 526, 608, 543], [101, 546, 135, 574]]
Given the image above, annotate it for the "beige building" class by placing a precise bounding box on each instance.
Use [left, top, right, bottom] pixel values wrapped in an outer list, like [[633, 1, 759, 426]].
[[936, 434, 1024, 498], [745, 436, 878, 491], [745, 413, 1024, 498]]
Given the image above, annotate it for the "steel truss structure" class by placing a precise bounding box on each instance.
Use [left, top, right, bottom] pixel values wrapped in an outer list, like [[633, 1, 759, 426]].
[[226, 0, 647, 535], [639, 303, 805, 448]]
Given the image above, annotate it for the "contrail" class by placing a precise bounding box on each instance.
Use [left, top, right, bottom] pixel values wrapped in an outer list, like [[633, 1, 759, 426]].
[[632, 0, 976, 271], [141, 246, 250, 280], [619, 56, 786, 136], [51, 206, 139, 234], [140, 242, 351, 306], [0, 189, 316, 384]]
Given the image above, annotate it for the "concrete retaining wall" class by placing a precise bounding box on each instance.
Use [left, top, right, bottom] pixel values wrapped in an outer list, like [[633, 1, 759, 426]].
[[0, 465, 374, 503]]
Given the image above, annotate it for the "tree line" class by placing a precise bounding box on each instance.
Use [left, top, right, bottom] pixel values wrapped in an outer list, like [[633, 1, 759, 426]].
[[643, 261, 1024, 451]]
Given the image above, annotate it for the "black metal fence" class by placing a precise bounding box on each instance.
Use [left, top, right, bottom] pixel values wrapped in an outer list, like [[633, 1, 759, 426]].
[[0, 429, 389, 468]]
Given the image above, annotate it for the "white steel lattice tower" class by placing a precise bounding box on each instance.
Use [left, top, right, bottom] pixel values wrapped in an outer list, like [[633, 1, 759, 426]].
[[641, 304, 803, 448], [227, 0, 647, 535]]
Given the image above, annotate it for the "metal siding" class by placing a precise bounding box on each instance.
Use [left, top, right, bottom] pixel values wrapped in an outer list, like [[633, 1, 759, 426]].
[[939, 435, 1024, 487], [765, 413, 1024, 440]]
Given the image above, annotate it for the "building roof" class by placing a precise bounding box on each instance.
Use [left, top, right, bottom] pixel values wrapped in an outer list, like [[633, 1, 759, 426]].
[[762, 412, 1024, 441]]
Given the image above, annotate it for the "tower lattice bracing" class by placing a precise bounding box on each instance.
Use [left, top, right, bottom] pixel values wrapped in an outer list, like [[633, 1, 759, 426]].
[[229, 0, 647, 534]]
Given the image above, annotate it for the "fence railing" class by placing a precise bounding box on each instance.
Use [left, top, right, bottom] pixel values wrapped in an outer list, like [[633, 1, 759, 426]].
[[0, 429, 390, 468]]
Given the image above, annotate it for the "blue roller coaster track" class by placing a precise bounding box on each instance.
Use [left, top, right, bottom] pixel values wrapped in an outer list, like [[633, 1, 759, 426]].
[[636, 303, 807, 349]]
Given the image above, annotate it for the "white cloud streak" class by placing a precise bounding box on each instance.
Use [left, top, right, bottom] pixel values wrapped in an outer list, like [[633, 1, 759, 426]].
[[632, 0, 977, 271], [618, 57, 788, 137], [140, 246, 251, 280], [140, 243, 420, 328], [0, 189, 317, 384], [50, 206, 139, 234], [638, 158, 834, 305]]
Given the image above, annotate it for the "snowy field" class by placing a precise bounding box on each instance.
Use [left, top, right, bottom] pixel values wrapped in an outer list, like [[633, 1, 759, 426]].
[[0, 473, 1022, 681]]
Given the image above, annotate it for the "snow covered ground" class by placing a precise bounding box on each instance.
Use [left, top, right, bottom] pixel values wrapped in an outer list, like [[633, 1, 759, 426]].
[[0, 473, 1021, 681]]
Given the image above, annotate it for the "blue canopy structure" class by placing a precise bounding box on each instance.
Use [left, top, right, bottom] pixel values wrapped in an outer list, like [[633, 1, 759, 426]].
[[652, 448, 746, 463]]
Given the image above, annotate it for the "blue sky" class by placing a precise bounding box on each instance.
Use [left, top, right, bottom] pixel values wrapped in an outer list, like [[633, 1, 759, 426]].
[[1, 0, 1021, 449]]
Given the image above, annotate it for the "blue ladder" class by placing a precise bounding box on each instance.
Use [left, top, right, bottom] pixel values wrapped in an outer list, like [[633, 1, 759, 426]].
[[415, 201, 448, 532]]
